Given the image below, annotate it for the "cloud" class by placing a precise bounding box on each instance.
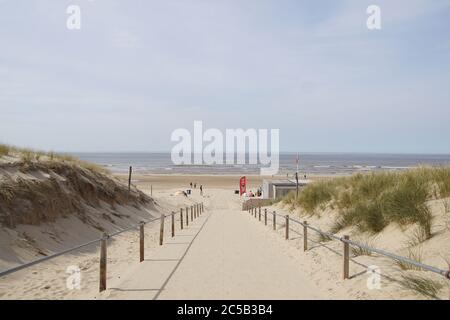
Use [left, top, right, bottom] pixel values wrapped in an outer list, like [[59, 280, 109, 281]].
[[0, 0, 449, 152]]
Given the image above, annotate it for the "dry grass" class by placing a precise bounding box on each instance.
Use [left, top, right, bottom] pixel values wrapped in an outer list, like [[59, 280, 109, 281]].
[[0, 144, 12, 157], [406, 226, 430, 247], [395, 247, 424, 271], [351, 236, 375, 257], [443, 198, 450, 214], [0, 144, 107, 174], [398, 274, 443, 299], [318, 232, 333, 243]]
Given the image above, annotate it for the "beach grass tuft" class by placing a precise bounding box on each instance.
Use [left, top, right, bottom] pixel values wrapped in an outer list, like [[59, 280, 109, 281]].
[[0, 144, 12, 157], [398, 274, 443, 299], [395, 247, 424, 271], [351, 236, 375, 257]]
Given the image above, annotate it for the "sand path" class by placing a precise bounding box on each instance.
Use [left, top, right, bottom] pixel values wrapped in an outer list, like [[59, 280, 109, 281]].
[[100, 189, 325, 300]]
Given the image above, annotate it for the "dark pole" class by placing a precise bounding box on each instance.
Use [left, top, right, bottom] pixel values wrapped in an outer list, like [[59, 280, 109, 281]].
[[295, 171, 299, 200], [128, 166, 133, 192]]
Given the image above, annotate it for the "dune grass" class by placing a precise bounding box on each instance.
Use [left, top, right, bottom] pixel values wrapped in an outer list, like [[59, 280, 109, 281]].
[[0, 143, 107, 174], [351, 236, 375, 257], [282, 167, 450, 236], [395, 247, 424, 271], [0, 144, 12, 157], [398, 274, 443, 299]]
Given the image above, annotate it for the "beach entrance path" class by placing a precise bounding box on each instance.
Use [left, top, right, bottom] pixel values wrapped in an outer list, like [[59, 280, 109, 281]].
[[100, 189, 325, 300]]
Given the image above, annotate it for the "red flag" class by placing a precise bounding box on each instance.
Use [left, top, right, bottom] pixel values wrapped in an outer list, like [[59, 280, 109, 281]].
[[239, 176, 246, 196]]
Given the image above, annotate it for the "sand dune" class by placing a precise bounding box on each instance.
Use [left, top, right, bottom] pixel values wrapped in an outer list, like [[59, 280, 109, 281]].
[[1, 173, 449, 300]]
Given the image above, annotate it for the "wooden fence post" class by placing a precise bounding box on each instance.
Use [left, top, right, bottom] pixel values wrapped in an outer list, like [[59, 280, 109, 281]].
[[180, 208, 184, 229], [99, 233, 108, 292], [171, 212, 175, 237], [139, 222, 144, 262], [273, 211, 276, 230], [128, 166, 132, 192], [285, 215, 289, 240], [159, 214, 165, 245], [186, 207, 189, 227], [264, 209, 267, 226], [191, 206, 194, 221], [259, 207, 261, 221], [303, 221, 308, 251], [202, 203, 204, 213], [343, 235, 350, 279]]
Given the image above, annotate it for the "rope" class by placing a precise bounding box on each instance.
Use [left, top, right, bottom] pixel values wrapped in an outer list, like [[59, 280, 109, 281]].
[[0, 203, 203, 278], [250, 207, 450, 279]]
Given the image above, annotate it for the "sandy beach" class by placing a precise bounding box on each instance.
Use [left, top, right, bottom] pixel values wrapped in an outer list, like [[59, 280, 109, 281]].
[[1, 171, 449, 300]]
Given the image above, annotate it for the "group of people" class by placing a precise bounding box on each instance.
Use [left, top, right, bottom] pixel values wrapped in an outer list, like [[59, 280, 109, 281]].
[[190, 182, 203, 196], [245, 187, 262, 198]]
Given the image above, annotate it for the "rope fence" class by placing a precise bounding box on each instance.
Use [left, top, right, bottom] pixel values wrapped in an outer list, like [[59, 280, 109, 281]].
[[246, 205, 450, 281], [0, 202, 205, 293]]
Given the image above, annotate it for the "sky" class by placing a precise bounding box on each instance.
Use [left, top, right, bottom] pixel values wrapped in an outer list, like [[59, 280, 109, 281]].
[[1, 0, 450, 153]]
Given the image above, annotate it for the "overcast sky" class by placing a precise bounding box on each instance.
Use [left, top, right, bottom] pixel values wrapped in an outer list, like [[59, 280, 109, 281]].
[[1, 0, 450, 153]]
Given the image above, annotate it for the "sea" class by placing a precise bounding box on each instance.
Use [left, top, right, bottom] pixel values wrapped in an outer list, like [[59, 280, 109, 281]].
[[73, 153, 450, 176]]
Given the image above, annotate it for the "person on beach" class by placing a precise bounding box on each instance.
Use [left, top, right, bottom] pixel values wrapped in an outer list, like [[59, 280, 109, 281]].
[[194, 183, 197, 188], [190, 182, 193, 188], [200, 185, 203, 196]]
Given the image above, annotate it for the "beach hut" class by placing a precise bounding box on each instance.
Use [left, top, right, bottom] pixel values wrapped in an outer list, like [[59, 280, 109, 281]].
[[262, 179, 311, 199]]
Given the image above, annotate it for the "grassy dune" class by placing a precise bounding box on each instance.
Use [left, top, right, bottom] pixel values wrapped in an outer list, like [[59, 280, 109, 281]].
[[0, 143, 106, 174], [0, 144, 150, 228], [283, 167, 450, 238]]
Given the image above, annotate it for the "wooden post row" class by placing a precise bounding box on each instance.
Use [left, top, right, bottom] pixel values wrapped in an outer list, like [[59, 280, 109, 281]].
[[99, 233, 108, 292]]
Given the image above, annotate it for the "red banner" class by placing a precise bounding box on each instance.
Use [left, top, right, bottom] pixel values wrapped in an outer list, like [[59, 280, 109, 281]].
[[239, 176, 246, 196]]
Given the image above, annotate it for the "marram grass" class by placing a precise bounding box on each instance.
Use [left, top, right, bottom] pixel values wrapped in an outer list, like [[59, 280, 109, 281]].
[[282, 167, 450, 237]]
